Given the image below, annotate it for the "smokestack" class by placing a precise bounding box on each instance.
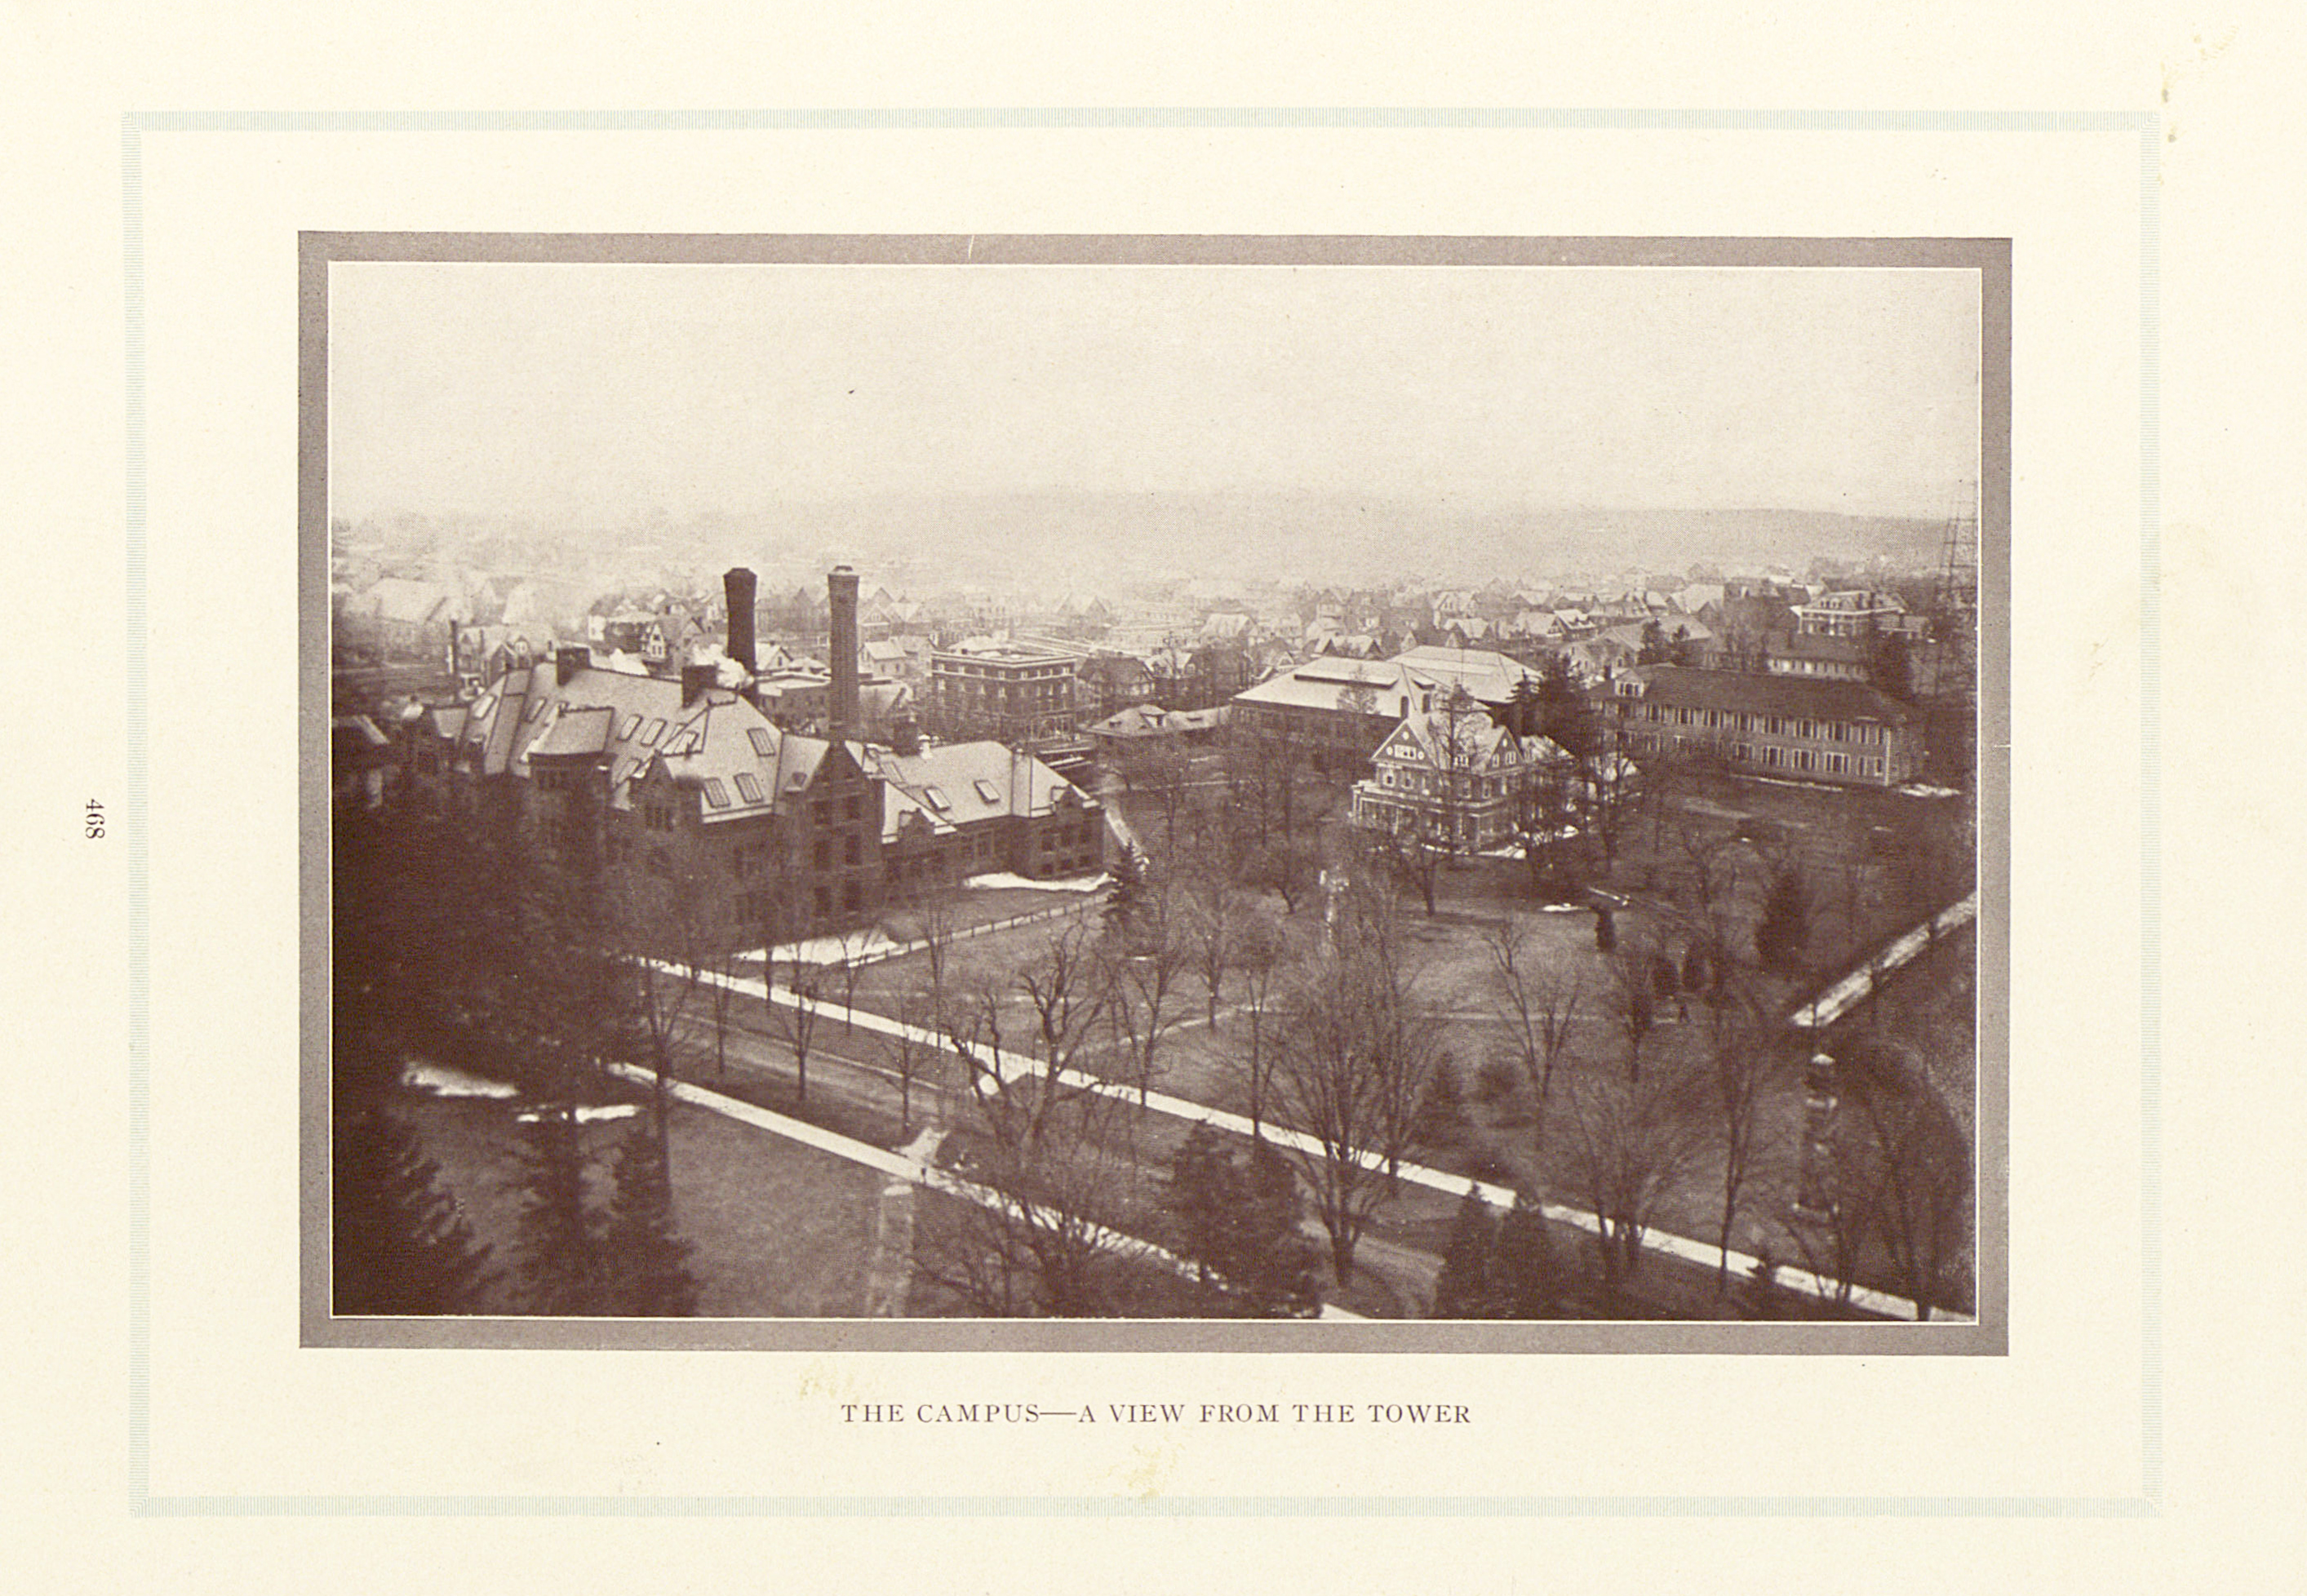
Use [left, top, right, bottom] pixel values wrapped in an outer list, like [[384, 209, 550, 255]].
[[828, 564, 860, 738], [723, 566, 757, 676], [681, 663, 715, 706]]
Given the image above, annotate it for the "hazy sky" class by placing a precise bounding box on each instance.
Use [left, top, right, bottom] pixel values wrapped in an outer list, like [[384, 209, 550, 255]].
[[329, 261, 1980, 524]]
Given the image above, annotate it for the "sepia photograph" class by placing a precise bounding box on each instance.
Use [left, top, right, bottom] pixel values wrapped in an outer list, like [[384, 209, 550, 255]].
[[315, 236, 1999, 1343]]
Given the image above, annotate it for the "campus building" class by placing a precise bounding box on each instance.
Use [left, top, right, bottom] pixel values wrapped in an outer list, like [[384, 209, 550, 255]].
[[1596, 666, 1923, 787], [1347, 708, 1573, 854], [929, 636, 1084, 744], [1227, 657, 1438, 781], [401, 568, 1106, 951]]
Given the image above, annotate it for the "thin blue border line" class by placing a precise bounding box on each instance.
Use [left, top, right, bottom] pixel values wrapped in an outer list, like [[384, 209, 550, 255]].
[[123, 114, 153, 1513], [127, 107, 2150, 133], [134, 1494, 2155, 1518], [122, 107, 2158, 1518], [2136, 122, 2164, 1513]]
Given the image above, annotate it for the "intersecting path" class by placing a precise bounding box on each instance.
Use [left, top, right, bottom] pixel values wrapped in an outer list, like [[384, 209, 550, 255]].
[[608, 1059, 1368, 1320], [646, 954, 1940, 1320]]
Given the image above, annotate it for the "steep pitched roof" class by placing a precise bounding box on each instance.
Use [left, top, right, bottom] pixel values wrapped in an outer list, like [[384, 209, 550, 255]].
[[1374, 712, 1567, 774], [1620, 666, 1919, 726], [864, 740, 1093, 832]]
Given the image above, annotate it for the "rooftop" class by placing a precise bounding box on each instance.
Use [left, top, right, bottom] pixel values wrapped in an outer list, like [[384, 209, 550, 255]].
[[1617, 666, 1919, 726]]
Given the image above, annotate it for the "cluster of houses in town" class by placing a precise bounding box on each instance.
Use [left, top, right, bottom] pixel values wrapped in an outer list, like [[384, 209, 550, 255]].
[[337, 548, 1945, 950]]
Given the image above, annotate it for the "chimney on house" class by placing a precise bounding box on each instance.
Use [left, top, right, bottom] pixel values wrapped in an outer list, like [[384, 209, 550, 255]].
[[681, 663, 715, 707], [828, 564, 860, 738], [723, 566, 758, 676], [556, 645, 587, 686]]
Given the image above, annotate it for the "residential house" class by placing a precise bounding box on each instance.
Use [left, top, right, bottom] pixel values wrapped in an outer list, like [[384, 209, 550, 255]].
[[1348, 707, 1574, 855]]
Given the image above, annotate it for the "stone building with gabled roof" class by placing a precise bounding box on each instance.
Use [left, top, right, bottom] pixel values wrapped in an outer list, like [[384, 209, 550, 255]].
[[401, 574, 1106, 952]]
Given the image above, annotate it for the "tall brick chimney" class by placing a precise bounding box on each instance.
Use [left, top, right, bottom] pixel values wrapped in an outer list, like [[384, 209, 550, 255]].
[[828, 564, 860, 737], [723, 566, 757, 676]]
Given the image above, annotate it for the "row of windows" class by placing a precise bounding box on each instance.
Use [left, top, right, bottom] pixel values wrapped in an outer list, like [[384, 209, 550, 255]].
[[1630, 734, 1889, 781], [1353, 796, 1493, 843], [1377, 767, 1528, 800], [1624, 701, 1890, 744]]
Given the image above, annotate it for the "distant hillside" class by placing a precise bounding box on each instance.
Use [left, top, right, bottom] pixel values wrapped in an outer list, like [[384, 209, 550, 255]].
[[687, 492, 1947, 587], [348, 491, 1950, 593]]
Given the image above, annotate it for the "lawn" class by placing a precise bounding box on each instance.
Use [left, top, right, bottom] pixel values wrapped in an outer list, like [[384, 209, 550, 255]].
[[402, 1084, 885, 1318]]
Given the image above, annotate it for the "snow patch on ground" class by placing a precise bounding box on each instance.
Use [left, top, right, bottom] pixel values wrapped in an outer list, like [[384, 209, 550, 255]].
[[771, 929, 907, 966], [513, 1104, 641, 1124], [402, 1060, 518, 1098], [962, 871, 1111, 893], [1897, 782, 1960, 799]]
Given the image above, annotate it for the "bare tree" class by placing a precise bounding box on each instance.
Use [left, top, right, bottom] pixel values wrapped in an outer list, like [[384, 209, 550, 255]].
[[1607, 940, 1658, 1082], [915, 1075, 1157, 1318], [1821, 1039, 1972, 1319], [759, 899, 829, 1107], [947, 921, 1111, 1158], [1119, 742, 1195, 859], [1267, 884, 1441, 1285], [1230, 904, 1293, 1138], [885, 990, 942, 1140], [1484, 918, 1582, 1137], [1553, 1066, 1710, 1298], [912, 884, 961, 1036], [1100, 882, 1190, 1111], [1577, 734, 1641, 875], [1182, 849, 1241, 1026], [1698, 983, 1790, 1291]]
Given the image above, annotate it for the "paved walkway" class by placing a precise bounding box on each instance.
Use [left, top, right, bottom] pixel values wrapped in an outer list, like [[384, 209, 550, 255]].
[[607, 1059, 1365, 1320], [863, 1126, 943, 1317], [1791, 892, 1979, 1031], [650, 956, 1935, 1320]]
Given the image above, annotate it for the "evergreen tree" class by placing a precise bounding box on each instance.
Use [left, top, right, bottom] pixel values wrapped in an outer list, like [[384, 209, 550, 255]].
[[1163, 1123, 1322, 1318], [1489, 674, 1546, 738], [1755, 864, 1812, 975], [1411, 1064, 1466, 1150], [1870, 632, 1914, 700], [333, 1104, 499, 1314], [605, 1118, 700, 1316], [1237, 1138, 1324, 1319], [510, 1105, 610, 1314], [1536, 654, 1599, 760], [1637, 618, 1672, 665], [1431, 1189, 1498, 1318], [1104, 844, 1150, 942], [1486, 1195, 1562, 1318]]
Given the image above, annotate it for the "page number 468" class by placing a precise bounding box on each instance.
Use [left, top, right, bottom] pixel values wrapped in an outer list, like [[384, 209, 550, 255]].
[[85, 800, 104, 840]]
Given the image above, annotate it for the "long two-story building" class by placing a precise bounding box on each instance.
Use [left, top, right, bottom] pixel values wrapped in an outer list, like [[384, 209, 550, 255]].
[[1597, 666, 1923, 787]]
